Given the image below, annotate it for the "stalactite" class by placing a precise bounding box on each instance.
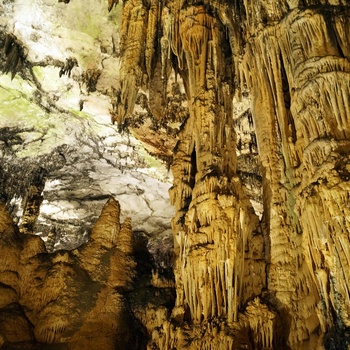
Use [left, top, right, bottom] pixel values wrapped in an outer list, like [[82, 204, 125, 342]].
[[82, 69, 101, 93], [2, 33, 27, 79], [59, 57, 78, 78], [145, 0, 159, 80], [35, 318, 68, 343], [108, 0, 119, 12], [112, 0, 148, 127]]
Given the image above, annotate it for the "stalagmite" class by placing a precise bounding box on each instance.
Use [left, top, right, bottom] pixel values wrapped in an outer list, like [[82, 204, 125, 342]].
[[0, 197, 139, 349]]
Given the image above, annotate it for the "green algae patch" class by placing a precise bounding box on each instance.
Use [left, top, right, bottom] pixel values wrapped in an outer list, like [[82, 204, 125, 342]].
[[0, 74, 36, 101], [0, 85, 47, 130], [32, 66, 44, 81], [69, 109, 88, 118], [0, 75, 86, 158]]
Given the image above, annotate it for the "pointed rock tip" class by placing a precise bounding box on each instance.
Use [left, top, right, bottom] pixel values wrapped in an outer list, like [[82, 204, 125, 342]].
[[105, 196, 121, 210]]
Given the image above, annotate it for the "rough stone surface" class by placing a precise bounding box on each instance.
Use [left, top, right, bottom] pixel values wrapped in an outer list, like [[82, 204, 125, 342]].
[[113, 0, 350, 349], [2, 0, 350, 350], [0, 0, 174, 261]]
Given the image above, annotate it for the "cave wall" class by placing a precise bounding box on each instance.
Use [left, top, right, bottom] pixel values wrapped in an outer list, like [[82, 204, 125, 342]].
[[1, 0, 350, 349], [0, 0, 175, 256], [113, 0, 350, 349]]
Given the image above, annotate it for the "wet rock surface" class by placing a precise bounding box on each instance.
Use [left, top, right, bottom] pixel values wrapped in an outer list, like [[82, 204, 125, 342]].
[[0, 93, 174, 253], [0, 0, 174, 257], [2, 0, 350, 349]]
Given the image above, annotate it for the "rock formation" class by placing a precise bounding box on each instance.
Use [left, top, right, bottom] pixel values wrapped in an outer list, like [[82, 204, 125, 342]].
[[0, 197, 145, 349], [112, 0, 350, 349], [1, 0, 350, 349]]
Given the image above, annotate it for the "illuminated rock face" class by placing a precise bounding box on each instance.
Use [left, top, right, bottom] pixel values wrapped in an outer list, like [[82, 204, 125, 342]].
[[0, 0, 175, 255], [2, 0, 350, 349], [0, 198, 142, 349], [114, 0, 350, 349]]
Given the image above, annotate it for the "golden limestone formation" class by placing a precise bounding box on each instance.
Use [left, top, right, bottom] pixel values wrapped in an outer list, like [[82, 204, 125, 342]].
[[2, 0, 350, 349], [0, 198, 139, 349], [115, 1, 268, 348], [113, 0, 350, 349], [169, 4, 265, 331], [112, 0, 148, 127], [241, 4, 350, 348]]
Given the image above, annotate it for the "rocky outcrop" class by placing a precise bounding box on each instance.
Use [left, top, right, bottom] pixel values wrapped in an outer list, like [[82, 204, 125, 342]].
[[0, 197, 144, 349], [2, 0, 350, 349]]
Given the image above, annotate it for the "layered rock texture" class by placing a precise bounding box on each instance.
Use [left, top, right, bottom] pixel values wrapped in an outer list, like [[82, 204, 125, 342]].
[[0, 0, 174, 255], [0, 198, 145, 349], [1, 0, 350, 349]]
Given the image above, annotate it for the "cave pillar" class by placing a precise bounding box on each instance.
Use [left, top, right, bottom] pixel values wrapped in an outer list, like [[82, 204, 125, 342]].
[[285, 9, 350, 342], [170, 5, 265, 327], [247, 6, 350, 346]]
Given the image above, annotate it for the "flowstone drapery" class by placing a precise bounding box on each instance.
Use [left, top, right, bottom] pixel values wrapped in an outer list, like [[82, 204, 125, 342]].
[[114, 0, 350, 348]]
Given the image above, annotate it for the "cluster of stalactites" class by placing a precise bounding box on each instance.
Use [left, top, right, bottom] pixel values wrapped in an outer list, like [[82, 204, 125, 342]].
[[148, 297, 276, 349], [174, 183, 265, 324], [166, 2, 267, 332], [237, 3, 350, 346], [110, 0, 167, 126], [1, 33, 27, 80], [110, 0, 236, 129], [110, 1, 270, 347]]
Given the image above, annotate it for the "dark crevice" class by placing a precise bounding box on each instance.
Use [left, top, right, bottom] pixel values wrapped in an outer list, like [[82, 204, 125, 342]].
[[1, 33, 27, 79], [280, 53, 297, 144]]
